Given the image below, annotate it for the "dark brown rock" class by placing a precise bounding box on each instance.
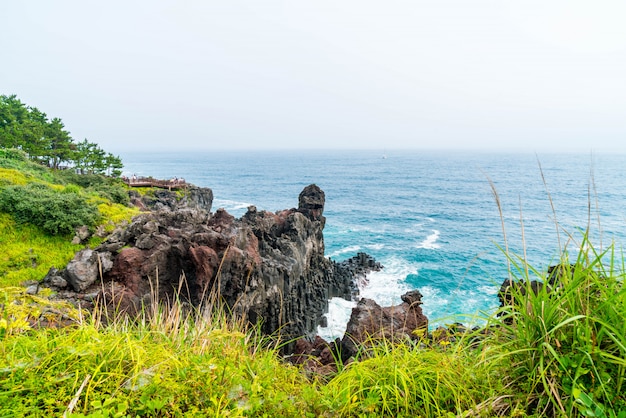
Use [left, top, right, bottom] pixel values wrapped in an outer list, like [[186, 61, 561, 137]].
[[341, 291, 428, 358], [298, 184, 325, 221]]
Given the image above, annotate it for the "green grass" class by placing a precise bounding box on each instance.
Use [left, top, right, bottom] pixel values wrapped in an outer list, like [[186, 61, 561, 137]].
[[0, 213, 84, 286], [322, 336, 505, 417], [0, 302, 328, 417], [493, 238, 626, 417]]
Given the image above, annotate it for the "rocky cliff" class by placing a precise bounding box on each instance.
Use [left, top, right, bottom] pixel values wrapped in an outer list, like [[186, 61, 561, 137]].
[[45, 184, 380, 343]]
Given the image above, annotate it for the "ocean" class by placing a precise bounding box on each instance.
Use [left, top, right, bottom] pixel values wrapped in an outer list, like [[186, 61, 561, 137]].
[[119, 150, 626, 339]]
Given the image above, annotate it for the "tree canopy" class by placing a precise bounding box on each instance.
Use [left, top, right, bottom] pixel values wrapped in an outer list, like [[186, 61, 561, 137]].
[[0, 94, 123, 176]]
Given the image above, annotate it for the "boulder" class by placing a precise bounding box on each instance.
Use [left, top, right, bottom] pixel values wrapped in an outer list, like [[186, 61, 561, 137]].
[[72, 225, 91, 244], [333, 252, 383, 298], [341, 290, 428, 358], [298, 184, 325, 220], [63, 249, 115, 292], [65, 249, 100, 292]]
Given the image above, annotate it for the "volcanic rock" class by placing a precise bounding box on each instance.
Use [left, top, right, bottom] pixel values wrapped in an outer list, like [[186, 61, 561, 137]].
[[497, 264, 575, 308], [340, 290, 428, 358], [45, 184, 380, 346]]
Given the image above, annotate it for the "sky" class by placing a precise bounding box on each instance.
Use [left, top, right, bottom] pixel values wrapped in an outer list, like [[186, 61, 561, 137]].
[[1, 0, 626, 153]]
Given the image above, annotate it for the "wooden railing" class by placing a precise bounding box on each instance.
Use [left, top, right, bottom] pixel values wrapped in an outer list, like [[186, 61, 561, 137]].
[[122, 176, 187, 190]]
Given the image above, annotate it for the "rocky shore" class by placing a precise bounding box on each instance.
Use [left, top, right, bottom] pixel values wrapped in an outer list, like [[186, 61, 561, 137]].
[[44, 183, 406, 349], [36, 179, 567, 373]]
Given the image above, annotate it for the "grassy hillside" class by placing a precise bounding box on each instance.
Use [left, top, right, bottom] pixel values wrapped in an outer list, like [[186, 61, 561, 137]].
[[0, 149, 139, 287], [1, 150, 625, 416]]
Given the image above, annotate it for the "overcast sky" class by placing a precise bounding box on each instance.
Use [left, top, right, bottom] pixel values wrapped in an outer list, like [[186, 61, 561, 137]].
[[2, 1, 626, 153]]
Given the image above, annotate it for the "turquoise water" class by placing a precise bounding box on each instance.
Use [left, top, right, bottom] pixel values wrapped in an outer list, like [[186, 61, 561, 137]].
[[120, 150, 626, 338]]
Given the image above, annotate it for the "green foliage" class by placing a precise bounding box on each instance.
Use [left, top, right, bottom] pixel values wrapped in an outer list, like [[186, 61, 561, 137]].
[[0, 158, 137, 287], [0, 150, 56, 183], [63, 183, 82, 195], [0, 148, 28, 161], [0, 286, 81, 337], [55, 170, 129, 205], [0, 168, 30, 186], [0, 183, 100, 235], [495, 237, 626, 416], [73, 138, 123, 177], [95, 201, 140, 233]]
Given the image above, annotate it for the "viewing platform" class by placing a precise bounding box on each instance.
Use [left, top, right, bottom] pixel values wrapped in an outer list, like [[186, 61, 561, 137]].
[[122, 176, 187, 190]]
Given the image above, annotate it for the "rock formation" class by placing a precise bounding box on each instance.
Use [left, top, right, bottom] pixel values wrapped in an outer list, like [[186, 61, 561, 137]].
[[128, 185, 214, 212], [290, 289, 429, 374], [44, 184, 381, 345], [340, 290, 428, 358], [497, 263, 573, 309]]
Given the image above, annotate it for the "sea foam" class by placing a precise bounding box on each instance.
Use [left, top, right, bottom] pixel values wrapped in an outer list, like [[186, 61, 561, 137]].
[[416, 230, 441, 249], [327, 245, 362, 259], [318, 256, 414, 340]]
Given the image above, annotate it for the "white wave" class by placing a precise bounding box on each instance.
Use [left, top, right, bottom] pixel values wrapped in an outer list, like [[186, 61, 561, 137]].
[[339, 225, 388, 234], [213, 199, 254, 212], [365, 243, 385, 251], [416, 230, 441, 249], [478, 284, 500, 295], [327, 245, 361, 258], [317, 297, 357, 341], [318, 256, 416, 341], [359, 257, 414, 306], [418, 285, 449, 320]]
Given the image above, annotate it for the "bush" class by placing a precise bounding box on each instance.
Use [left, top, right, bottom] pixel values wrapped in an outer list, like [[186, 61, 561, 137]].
[[54, 170, 107, 189], [55, 170, 129, 205], [0, 148, 28, 161], [89, 182, 130, 205], [0, 151, 54, 182], [62, 184, 81, 194], [0, 183, 100, 235]]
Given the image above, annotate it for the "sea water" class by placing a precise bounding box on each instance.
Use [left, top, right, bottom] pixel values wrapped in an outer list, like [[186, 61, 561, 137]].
[[120, 150, 626, 339]]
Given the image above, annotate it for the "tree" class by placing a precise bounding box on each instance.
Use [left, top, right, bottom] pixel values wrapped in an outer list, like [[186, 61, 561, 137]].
[[105, 153, 123, 177], [1, 95, 123, 176], [73, 138, 89, 174], [22, 107, 50, 160], [0, 94, 32, 149], [44, 117, 74, 169], [73, 138, 120, 176]]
